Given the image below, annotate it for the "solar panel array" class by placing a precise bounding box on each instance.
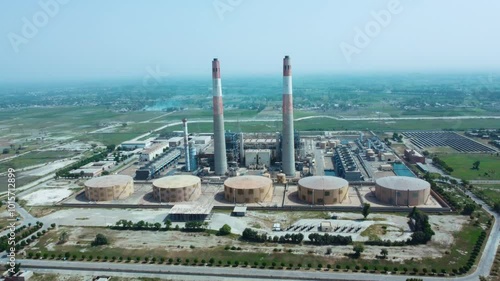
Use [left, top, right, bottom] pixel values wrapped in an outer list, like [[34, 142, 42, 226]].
[[402, 131, 496, 153]]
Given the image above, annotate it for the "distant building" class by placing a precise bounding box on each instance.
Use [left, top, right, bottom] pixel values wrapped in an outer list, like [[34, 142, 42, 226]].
[[167, 137, 183, 147], [404, 149, 425, 164], [379, 152, 396, 162], [120, 140, 151, 150], [320, 221, 332, 232], [191, 135, 212, 145], [69, 168, 102, 177], [139, 141, 169, 162]]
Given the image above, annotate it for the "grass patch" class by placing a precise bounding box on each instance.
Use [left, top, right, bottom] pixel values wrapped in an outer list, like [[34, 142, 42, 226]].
[[360, 224, 387, 241], [0, 150, 76, 171], [437, 154, 500, 180]]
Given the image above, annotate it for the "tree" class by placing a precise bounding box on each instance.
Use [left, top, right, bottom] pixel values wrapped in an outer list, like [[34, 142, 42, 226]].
[[164, 219, 172, 230], [2, 148, 9, 154], [91, 234, 108, 246], [58, 231, 68, 244], [362, 203, 371, 219], [493, 202, 500, 213], [380, 248, 388, 259], [218, 224, 231, 236], [353, 244, 364, 258], [472, 160, 480, 170], [462, 203, 476, 215]]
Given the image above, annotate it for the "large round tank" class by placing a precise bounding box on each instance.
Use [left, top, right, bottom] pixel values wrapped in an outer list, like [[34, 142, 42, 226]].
[[152, 175, 201, 202], [84, 175, 134, 201], [224, 175, 273, 203], [375, 176, 430, 206], [297, 176, 349, 205]]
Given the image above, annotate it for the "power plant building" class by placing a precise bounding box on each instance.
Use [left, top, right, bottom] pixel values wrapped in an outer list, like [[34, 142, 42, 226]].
[[244, 149, 271, 168], [152, 175, 202, 202], [297, 176, 349, 205], [334, 146, 362, 181], [139, 142, 169, 162], [224, 175, 273, 203], [375, 176, 431, 206], [84, 175, 134, 201]]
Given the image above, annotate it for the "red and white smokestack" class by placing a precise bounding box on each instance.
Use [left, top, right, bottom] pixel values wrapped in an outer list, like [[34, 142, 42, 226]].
[[282, 55, 296, 176], [182, 118, 190, 172], [212, 58, 228, 175]]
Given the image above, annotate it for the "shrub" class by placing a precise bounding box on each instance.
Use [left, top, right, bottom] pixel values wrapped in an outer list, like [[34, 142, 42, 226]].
[[91, 234, 108, 246]]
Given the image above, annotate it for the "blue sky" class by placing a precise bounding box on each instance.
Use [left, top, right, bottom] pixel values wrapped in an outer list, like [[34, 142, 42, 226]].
[[1, 0, 500, 82]]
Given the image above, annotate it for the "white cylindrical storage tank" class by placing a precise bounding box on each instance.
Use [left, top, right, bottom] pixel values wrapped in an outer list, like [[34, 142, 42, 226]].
[[297, 176, 349, 205], [152, 175, 201, 202], [224, 175, 273, 203], [375, 176, 431, 206], [84, 175, 134, 201]]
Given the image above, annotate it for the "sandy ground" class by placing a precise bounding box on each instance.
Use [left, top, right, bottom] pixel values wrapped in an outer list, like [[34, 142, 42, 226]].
[[23, 159, 78, 177], [428, 215, 468, 246], [41, 208, 168, 226], [43, 224, 446, 262], [22, 187, 74, 205]]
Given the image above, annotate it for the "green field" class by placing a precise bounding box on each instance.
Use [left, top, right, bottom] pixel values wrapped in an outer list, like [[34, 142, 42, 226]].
[[159, 109, 262, 121], [0, 107, 165, 134], [473, 185, 500, 209], [0, 150, 76, 172], [157, 117, 500, 135], [437, 154, 500, 180]]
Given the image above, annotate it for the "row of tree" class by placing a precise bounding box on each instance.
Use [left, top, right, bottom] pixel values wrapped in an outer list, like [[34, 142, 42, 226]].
[[308, 233, 352, 246], [431, 157, 454, 173], [112, 219, 172, 231], [408, 207, 435, 244]]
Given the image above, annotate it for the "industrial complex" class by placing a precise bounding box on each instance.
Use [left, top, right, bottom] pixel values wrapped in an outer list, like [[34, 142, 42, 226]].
[[58, 57, 452, 215], [4, 56, 499, 281]]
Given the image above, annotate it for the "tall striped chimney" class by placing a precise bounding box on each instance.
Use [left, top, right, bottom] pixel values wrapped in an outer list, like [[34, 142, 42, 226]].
[[212, 58, 228, 175], [182, 118, 190, 172], [282, 56, 295, 176]]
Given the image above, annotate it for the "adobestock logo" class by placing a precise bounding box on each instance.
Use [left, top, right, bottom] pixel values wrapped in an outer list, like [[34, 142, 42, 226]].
[[7, 0, 70, 54], [213, 0, 243, 21], [340, 0, 403, 64]]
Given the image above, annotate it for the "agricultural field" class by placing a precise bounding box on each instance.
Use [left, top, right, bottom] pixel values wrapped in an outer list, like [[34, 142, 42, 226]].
[[0, 150, 77, 172], [158, 117, 500, 135], [436, 154, 500, 180]]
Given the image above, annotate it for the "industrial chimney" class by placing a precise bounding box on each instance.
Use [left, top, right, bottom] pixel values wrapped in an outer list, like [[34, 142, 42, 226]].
[[282, 56, 295, 176], [182, 118, 190, 172], [212, 58, 228, 175]]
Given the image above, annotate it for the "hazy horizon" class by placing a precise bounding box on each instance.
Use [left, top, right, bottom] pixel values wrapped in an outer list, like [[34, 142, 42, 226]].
[[2, 0, 500, 83]]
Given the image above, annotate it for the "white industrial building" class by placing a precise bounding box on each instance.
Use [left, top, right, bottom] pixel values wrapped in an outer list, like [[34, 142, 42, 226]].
[[191, 135, 212, 145], [167, 137, 183, 147], [139, 141, 169, 162], [120, 140, 152, 150], [245, 149, 271, 168]]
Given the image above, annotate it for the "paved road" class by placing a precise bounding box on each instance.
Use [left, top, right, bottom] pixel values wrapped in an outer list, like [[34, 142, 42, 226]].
[[314, 149, 325, 176], [469, 180, 500, 185], [4, 259, 427, 281]]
